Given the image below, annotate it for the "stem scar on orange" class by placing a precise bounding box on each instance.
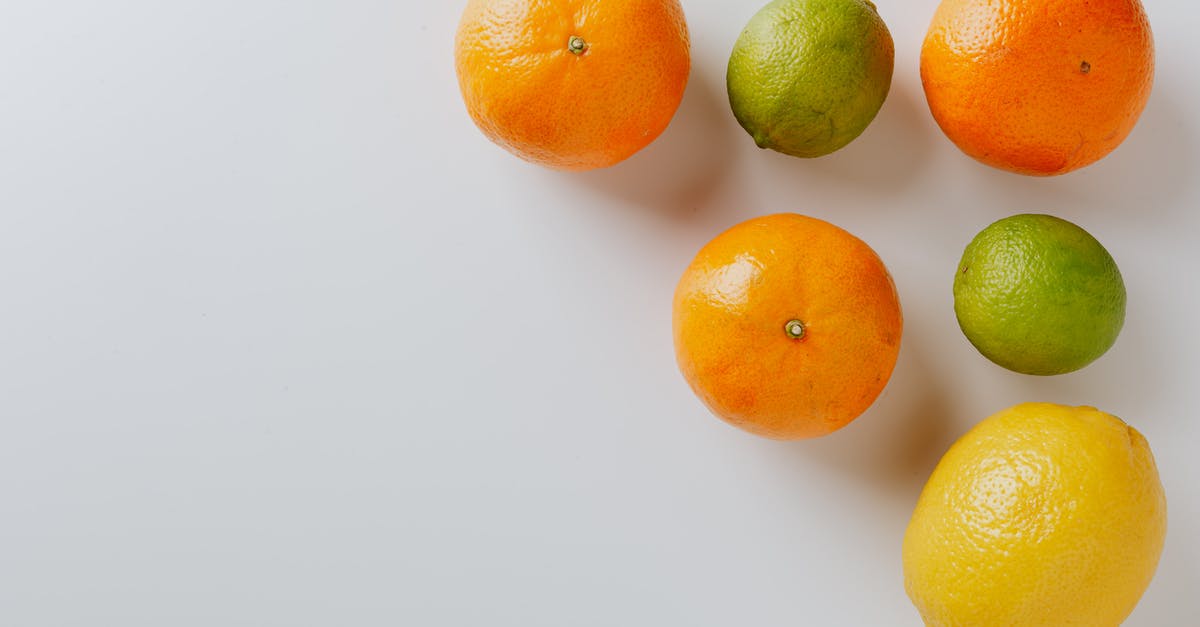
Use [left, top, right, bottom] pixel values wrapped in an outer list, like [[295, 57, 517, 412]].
[[920, 0, 1154, 176], [454, 0, 691, 171], [673, 214, 903, 440]]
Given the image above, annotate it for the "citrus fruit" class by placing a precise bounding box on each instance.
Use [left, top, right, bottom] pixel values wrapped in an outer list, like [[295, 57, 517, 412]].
[[903, 403, 1167, 626], [953, 214, 1125, 375], [454, 0, 690, 171], [921, 0, 1154, 176], [726, 0, 894, 158], [672, 213, 902, 439]]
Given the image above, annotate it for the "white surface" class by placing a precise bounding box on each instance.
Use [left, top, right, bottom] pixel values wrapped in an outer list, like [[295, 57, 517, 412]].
[[1, 1, 1197, 625]]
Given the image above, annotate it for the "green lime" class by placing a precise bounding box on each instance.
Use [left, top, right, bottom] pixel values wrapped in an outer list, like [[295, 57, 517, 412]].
[[953, 214, 1126, 376], [726, 0, 894, 158]]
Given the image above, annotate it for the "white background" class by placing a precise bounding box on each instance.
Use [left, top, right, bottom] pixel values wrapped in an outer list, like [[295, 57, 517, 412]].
[[1, 1, 1196, 625]]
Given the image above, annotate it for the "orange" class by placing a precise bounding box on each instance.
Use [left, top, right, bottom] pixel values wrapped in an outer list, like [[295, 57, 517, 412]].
[[920, 0, 1154, 176], [673, 214, 903, 440], [454, 0, 690, 171]]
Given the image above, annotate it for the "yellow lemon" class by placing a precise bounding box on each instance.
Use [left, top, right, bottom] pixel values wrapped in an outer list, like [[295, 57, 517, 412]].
[[902, 403, 1166, 626]]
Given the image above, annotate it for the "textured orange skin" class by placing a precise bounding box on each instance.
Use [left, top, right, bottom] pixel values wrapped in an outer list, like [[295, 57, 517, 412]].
[[673, 214, 903, 440], [920, 0, 1154, 176], [454, 0, 690, 171]]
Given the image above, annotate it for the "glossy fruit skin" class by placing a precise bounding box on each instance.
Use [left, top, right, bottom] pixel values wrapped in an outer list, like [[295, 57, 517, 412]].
[[903, 403, 1166, 626], [727, 0, 894, 158], [921, 0, 1154, 176], [454, 0, 690, 171], [953, 214, 1125, 375], [673, 214, 902, 439]]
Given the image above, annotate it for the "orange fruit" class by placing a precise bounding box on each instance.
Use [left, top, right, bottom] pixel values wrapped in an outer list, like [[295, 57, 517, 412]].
[[454, 0, 690, 171], [673, 214, 903, 440], [920, 0, 1154, 176]]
